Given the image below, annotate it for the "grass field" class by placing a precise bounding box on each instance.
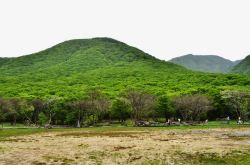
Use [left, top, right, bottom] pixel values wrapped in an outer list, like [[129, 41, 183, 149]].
[[0, 122, 250, 165]]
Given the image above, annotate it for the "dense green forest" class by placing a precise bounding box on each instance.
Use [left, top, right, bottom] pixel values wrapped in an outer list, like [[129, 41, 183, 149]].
[[169, 54, 241, 73], [0, 38, 249, 126]]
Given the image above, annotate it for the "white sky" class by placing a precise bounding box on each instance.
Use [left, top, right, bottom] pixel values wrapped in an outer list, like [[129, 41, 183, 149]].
[[0, 0, 250, 61]]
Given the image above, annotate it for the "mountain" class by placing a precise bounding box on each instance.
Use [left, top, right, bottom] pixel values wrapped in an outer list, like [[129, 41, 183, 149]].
[[0, 38, 249, 100], [169, 54, 240, 73], [0, 57, 11, 66], [231, 55, 250, 75]]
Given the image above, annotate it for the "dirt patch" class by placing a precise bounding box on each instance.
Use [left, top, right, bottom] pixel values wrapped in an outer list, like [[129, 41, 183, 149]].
[[0, 128, 250, 165], [113, 145, 136, 151], [57, 131, 148, 138]]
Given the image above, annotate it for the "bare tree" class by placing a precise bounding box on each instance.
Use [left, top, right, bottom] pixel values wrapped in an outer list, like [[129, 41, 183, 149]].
[[126, 90, 155, 122], [173, 95, 212, 121], [95, 97, 110, 121]]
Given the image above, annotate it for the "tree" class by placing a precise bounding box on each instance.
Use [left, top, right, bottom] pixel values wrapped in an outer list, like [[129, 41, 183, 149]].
[[31, 99, 45, 125], [86, 89, 110, 124], [221, 91, 250, 121], [38, 112, 48, 125], [126, 90, 155, 122], [156, 95, 175, 122], [111, 97, 131, 123], [173, 95, 212, 121], [43, 97, 60, 125], [69, 100, 88, 127], [0, 98, 8, 128], [8, 98, 26, 125], [18, 100, 34, 125]]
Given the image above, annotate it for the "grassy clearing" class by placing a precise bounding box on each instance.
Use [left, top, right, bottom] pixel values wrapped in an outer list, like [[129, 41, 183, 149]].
[[0, 121, 249, 139], [0, 122, 250, 164], [0, 126, 249, 164]]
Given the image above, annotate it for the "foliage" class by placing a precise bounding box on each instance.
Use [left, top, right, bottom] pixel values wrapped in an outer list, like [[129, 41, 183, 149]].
[[221, 91, 250, 121], [0, 38, 249, 101], [155, 95, 175, 121], [0, 38, 249, 125], [111, 97, 131, 122], [38, 112, 48, 125]]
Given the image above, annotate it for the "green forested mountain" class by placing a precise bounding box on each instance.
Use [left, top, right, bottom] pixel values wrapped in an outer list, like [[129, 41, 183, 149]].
[[169, 54, 240, 73], [0, 57, 11, 66], [0, 38, 249, 100], [232, 55, 250, 75]]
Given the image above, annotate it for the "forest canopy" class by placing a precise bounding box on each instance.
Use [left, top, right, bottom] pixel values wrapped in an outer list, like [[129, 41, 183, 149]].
[[0, 38, 249, 126]]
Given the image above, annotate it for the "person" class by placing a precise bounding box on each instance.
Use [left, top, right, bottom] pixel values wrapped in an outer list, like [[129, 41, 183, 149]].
[[238, 117, 242, 124], [178, 118, 181, 125], [226, 116, 230, 124], [205, 119, 208, 124]]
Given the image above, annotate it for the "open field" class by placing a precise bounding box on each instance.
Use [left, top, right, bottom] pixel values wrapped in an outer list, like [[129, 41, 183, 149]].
[[0, 124, 250, 165]]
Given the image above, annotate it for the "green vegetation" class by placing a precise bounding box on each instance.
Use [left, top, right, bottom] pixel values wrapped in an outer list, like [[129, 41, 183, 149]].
[[0, 121, 249, 139], [232, 55, 250, 75], [0, 38, 250, 127], [0, 128, 45, 139], [0, 38, 249, 100], [175, 150, 250, 165], [169, 54, 241, 73]]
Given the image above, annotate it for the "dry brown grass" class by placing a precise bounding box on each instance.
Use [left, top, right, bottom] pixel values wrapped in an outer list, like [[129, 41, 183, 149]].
[[0, 128, 250, 165]]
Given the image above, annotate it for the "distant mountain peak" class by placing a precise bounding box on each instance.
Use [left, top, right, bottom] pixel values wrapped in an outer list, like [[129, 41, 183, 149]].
[[0, 37, 184, 76], [169, 54, 240, 73]]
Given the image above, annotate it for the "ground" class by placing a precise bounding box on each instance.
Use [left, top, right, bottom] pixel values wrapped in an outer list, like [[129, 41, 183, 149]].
[[0, 125, 250, 165]]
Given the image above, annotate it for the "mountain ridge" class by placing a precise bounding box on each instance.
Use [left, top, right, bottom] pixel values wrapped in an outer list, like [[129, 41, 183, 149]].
[[0, 37, 170, 76], [169, 54, 241, 73], [0, 38, 249, 100]]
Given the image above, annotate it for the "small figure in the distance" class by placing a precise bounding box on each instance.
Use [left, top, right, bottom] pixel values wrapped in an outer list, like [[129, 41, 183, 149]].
[[178, 118, 181, 125], [237, 117, 242, 124], [204, 119, 208, 125], [226, 116, 230, 124]]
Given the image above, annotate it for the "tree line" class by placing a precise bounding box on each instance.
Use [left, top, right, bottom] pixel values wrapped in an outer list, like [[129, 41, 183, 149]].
[[0, 89, 249, 127]]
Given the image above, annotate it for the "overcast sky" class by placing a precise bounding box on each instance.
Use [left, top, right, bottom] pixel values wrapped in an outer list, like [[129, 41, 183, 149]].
[[0, 0, 250, 61]]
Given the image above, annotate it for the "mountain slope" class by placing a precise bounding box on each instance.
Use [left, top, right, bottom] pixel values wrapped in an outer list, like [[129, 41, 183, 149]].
[[232, 55, 250, 75], [169, 54, 240, 73], [0, 57, 11, 67], [0, 38, 183, 76], [0, 38, 249, 100]]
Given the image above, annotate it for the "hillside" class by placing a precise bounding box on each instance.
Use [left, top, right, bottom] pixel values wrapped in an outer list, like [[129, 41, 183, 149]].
[[0, 38, 249, 100], [232, 55, 250, 75], [169, 54, 240, 73], [0, 57, 11, 67]]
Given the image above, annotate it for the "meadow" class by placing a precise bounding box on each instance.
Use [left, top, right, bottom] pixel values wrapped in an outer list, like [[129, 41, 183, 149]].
[[0, 122, 250, 165]]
